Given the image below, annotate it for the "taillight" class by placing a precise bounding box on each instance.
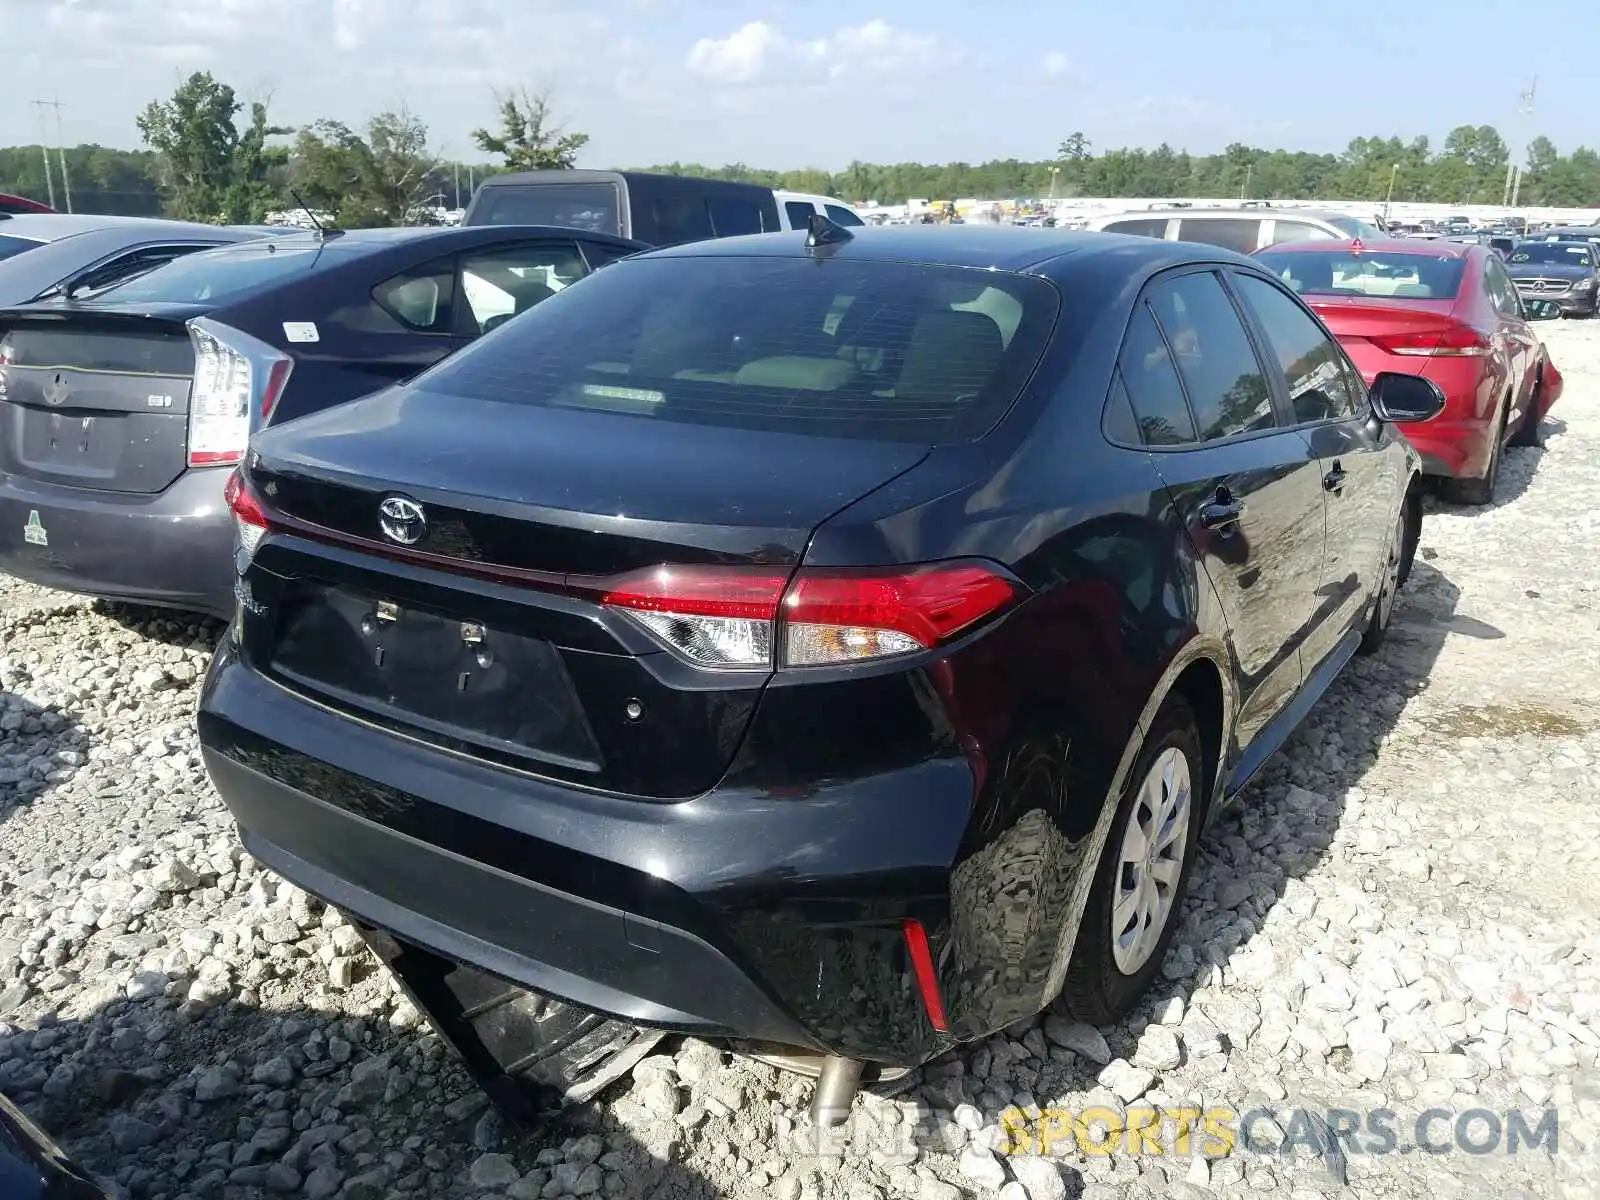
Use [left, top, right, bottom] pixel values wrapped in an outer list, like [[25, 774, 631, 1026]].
[[223, 467, 270, 559], [1370, 324, 1489, 357], [598, 560, 1021, 670], [186, 317, 294, 468]]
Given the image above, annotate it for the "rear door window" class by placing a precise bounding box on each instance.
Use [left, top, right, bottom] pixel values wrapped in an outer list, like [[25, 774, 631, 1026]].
[[708, 198, 770, 236], [1174, 218, 1263, 254], [410, 257, 1061, 443], [1104, 218, 1169, 238], [1146, 271, 1277, 441], [457, 242, 589, 336], [1230, 273, 1364, 423], [784, 200, 817, 229], [651, 196, 715, 245], [824, 204, 865, 227], [1116, 303, 1197, 446], [371, 258, 456, 334]]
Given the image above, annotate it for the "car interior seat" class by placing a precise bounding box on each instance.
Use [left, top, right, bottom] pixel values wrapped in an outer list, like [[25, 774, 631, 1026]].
[[480, 280, 557, 334], [892, 311, 1005, 404]]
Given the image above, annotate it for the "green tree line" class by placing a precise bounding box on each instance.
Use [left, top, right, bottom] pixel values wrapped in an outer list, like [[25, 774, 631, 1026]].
[[641, 127, 1600, 209], [3, 73, 1598, 221]]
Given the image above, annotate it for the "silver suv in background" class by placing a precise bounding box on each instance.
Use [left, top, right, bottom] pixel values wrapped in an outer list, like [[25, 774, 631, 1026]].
[[1086, 206, 1384, 254]]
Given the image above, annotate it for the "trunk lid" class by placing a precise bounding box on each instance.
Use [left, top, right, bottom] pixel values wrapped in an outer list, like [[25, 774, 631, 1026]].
[[239, 388, 932, 798], [1306, 296, 1467, 380], [0, 308, 201, 494]]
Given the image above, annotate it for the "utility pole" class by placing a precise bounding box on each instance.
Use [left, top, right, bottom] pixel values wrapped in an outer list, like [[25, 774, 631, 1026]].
[[1384, 163, 1399, 225], [30, 100, 56, 210], [31, 100, 71, 212], [1510, 76, 1535, 209]]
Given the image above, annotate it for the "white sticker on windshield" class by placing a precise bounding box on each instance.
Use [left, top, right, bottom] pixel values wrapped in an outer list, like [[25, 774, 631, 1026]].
[[282, 322, 319, 343]]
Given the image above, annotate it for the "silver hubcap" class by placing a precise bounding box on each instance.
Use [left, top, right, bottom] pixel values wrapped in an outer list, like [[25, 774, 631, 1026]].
[[1111, 746, 1192, 975]]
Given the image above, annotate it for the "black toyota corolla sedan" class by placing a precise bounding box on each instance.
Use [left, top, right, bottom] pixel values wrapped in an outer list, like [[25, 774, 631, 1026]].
[[197, 223, 1443, 1120]]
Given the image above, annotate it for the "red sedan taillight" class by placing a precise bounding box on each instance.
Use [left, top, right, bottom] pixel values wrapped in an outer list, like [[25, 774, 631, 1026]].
[[1369, 324, 1489, 357]]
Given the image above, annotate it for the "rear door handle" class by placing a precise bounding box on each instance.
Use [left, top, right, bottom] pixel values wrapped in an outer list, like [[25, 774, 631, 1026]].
[[1324, 463, 1347, 491]]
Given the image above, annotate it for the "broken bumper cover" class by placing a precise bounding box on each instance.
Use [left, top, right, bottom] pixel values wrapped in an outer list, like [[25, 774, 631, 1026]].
[[197, 641, 973, 1066]]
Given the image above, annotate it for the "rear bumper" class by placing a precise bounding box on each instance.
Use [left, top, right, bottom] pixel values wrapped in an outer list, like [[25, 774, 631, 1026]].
[[0, 467, 234, 617], [1396, 415, 1492, 479], [197, 641, 976, 1066]]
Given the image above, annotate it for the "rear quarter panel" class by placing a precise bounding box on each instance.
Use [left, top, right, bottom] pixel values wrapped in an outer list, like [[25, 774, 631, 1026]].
[[752, 270, 1236, 1043]]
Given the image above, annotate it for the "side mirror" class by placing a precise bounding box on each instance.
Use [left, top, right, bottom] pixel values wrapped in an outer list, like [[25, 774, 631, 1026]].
[[1522, 298, 1563, 321], [1370, 372, 1446, 424]]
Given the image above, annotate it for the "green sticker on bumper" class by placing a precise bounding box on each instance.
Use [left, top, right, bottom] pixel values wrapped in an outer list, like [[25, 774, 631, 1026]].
[[23, 510, 47, 546]]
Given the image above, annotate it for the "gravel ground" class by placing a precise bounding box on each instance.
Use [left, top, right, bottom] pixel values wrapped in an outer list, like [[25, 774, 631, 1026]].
[[2, 324, 1599, 1200]]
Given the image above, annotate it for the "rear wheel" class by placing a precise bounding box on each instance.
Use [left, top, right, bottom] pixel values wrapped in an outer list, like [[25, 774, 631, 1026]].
[[1509, 378, 1544, 448], [1359, 487, 1416, 655], [1442, 402, 1506, 505], [1058, 695, 1202, 1024]]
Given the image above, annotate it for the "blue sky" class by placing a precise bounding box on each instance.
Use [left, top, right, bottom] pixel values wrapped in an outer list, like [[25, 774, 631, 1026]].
[[0, 0, 1585, 169]]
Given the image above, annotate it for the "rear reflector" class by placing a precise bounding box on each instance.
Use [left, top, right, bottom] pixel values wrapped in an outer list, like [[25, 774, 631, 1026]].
[[1370, 324, 1489, 357], [597, 560, 1021, 670], [902, 918, 948, 1032]]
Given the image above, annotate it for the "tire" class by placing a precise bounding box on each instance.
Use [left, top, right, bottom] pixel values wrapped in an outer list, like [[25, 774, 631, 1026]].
[[355, 924, 666, 1124], [1057, 694, 1202, 1025], [1441, 402, 1506, 505], [1509, 378, 1543, 448], [1359, 485, 1417, 656]]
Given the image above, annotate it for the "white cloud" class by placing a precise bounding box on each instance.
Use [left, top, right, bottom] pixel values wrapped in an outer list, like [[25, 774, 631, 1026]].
[[686, 18, 951, 86], [686, 21, 786, 85], [1043, 52, 1070, 77]]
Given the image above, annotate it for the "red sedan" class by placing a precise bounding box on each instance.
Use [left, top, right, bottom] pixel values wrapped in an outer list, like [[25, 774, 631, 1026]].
[[1254, 238, 1563, 504]]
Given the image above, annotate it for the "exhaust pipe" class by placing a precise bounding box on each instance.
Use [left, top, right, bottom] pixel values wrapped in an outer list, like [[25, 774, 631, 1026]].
[[809, 1056, 864, 1128]]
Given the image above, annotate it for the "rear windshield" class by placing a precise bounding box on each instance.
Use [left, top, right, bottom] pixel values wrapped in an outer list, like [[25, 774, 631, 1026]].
[[1254, 250, 1466, 301], [412, 256, 1060, 443], [95, 242, 323, 304], [1511, 242, 1594, 265], [0, 235, 42, 264], [471, 184, 621, 234]]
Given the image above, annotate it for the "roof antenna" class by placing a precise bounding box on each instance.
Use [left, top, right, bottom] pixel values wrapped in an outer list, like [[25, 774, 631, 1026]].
[[290, 191, 342, 239], [806, 212, 854, 250]]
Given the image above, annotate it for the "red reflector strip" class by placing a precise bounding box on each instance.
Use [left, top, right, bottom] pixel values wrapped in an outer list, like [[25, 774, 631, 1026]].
[[190, 449, 245, 466], [598, 565, 790, 620], [902, 918, 948, 1032]]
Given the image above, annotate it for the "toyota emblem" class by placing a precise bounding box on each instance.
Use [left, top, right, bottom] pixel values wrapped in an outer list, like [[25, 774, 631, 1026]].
[[42, 372, 69, 407], [378, 495, 427, 545]]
